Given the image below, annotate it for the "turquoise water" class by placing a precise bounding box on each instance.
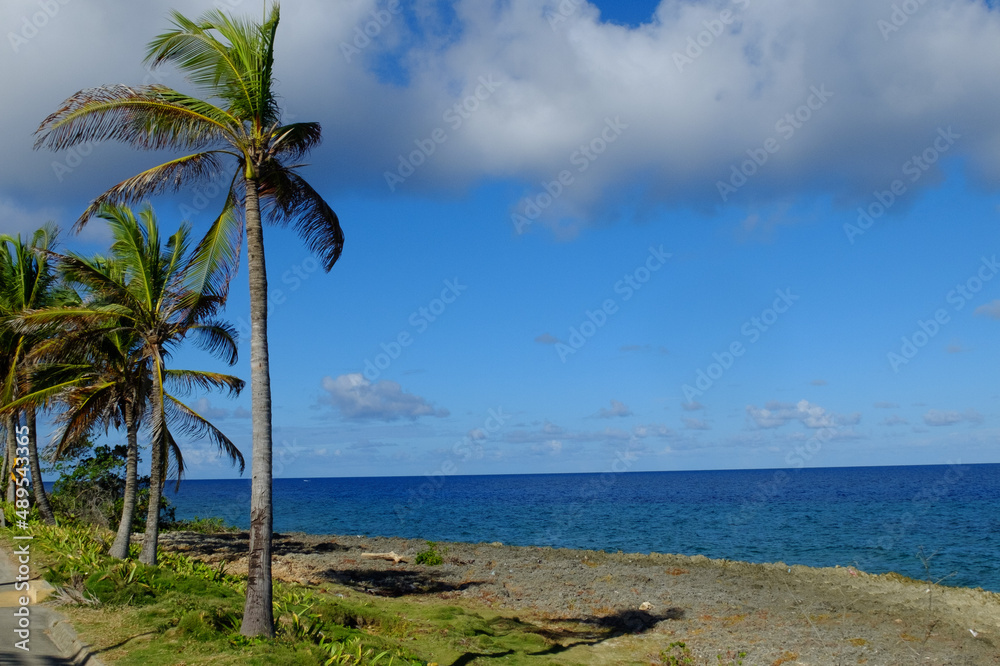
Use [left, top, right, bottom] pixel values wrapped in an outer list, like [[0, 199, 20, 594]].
[[164, 463, 1000, 591]]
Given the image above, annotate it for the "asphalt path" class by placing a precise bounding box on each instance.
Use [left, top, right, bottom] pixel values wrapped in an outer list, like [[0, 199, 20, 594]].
[[0, 540, 75, 665]]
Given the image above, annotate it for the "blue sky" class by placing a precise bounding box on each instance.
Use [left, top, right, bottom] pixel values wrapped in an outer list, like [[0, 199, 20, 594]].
[[3, 0, 1000, 479]]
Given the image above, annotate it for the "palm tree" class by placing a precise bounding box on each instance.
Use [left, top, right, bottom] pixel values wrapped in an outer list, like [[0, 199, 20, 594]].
[[0, 224, 69, 524], [14, 203, 245, 564], [34, 3, 344, 635], [33, 329, 153, 559]]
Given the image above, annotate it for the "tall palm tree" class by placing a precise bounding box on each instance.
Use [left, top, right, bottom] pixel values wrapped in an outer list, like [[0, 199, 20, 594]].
[[0, 224, 69, 524], [14, 203, 245, 564], [34, 3, 343, 635]]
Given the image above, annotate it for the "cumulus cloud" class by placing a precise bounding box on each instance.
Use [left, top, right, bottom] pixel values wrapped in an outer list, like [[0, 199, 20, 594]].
[[535, 333, 560, 344], [192, 397, 231, 420], [882, 415, 908, 426], [620, 344, 668, 354], [9, 1, 1000, 237], [531, 440, 563, 455], [682, 417, 710, 430], [746, 400, 859, 430], [319, 374, 449, 422], [597, 399, 632, 418], [347, 439, 397, 450], [681, 401, 704, 411], [632, 423, 674, 439], [974, 300, 1000, 319], [923, 409, 984, 427]]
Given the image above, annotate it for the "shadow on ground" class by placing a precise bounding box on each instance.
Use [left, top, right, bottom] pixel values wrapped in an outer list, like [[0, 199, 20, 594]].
[[318, 567, 484, 596], [444, 607, 685, 665]]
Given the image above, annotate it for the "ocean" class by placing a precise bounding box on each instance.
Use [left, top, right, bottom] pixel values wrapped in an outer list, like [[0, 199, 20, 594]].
[[164, 463, 1000, 592]]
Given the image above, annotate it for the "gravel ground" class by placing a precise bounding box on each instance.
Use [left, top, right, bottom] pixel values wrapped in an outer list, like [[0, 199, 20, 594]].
[[159, 531, 1000, 665]]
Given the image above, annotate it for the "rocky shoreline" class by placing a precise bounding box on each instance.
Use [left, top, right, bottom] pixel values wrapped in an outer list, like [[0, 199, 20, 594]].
[[159, 530, 1000, 664]]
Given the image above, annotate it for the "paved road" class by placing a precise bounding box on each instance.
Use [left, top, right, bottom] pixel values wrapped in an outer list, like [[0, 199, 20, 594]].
[[0, 540, 76, 665]]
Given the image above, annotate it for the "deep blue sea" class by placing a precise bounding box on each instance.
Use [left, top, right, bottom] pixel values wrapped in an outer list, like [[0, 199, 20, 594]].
[[164, 464, 1000, 592]]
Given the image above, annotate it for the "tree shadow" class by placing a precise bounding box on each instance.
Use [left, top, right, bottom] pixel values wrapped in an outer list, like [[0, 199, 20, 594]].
[[443, 607, 685, 664], [526, 607, 685, 654], [315, 567, 483, 597], [159, 531, 352, 557]]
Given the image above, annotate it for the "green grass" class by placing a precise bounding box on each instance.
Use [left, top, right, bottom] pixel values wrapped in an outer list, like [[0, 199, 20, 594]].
[[2, 520, 720, 665]]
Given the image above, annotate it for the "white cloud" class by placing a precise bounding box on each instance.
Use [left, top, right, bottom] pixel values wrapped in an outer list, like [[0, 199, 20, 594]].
[[974, 300, 1000, 319], [9, 1, 1000, 234], [923, 409, 984, 427], [681, 401, 704, 411], [597, 399, 632, 418], [746, 399, 859, 430], [682, 417, 710, 431], [192, 397, 230, 420], [319, 373, 449, 422], [882, 415, 908, 426], [535, 333, 560, 344]]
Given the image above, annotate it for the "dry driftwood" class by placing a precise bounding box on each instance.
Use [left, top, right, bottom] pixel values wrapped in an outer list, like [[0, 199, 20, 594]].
[[361, 551, 408, 564]]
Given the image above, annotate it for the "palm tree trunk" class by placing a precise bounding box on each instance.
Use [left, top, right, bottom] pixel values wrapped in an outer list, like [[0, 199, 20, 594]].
[[5, 416, 16, 504], [240, 175, 275, 638], [0, 422, 9, 526], [140, 367, 166, 566], [25, 408, 55, 524], [111, 405, 139, 559]]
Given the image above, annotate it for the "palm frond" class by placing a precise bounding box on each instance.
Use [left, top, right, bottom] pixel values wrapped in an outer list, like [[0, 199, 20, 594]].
[[165, 393, 245, 473], [34, 84, 235, 153], [163, 368, 244, 397], [186, 321, 240, 366], [259, 167, 343, 271], [145, 4, 280, 126], [76, 152, 230, 230], [269, 122, 322, 162], [183, 183, 243, 302]]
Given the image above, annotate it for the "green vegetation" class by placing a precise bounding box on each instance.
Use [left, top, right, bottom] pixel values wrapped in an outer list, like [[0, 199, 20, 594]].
[[1, 519, 740, 665], [414, 541, 444, 566], [46, 443, 173, 530], [6, 521, 421, 664]]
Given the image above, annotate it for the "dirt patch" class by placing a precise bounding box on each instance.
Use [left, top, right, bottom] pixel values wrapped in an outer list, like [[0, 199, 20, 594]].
[[158, 531, 1000, 664]]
